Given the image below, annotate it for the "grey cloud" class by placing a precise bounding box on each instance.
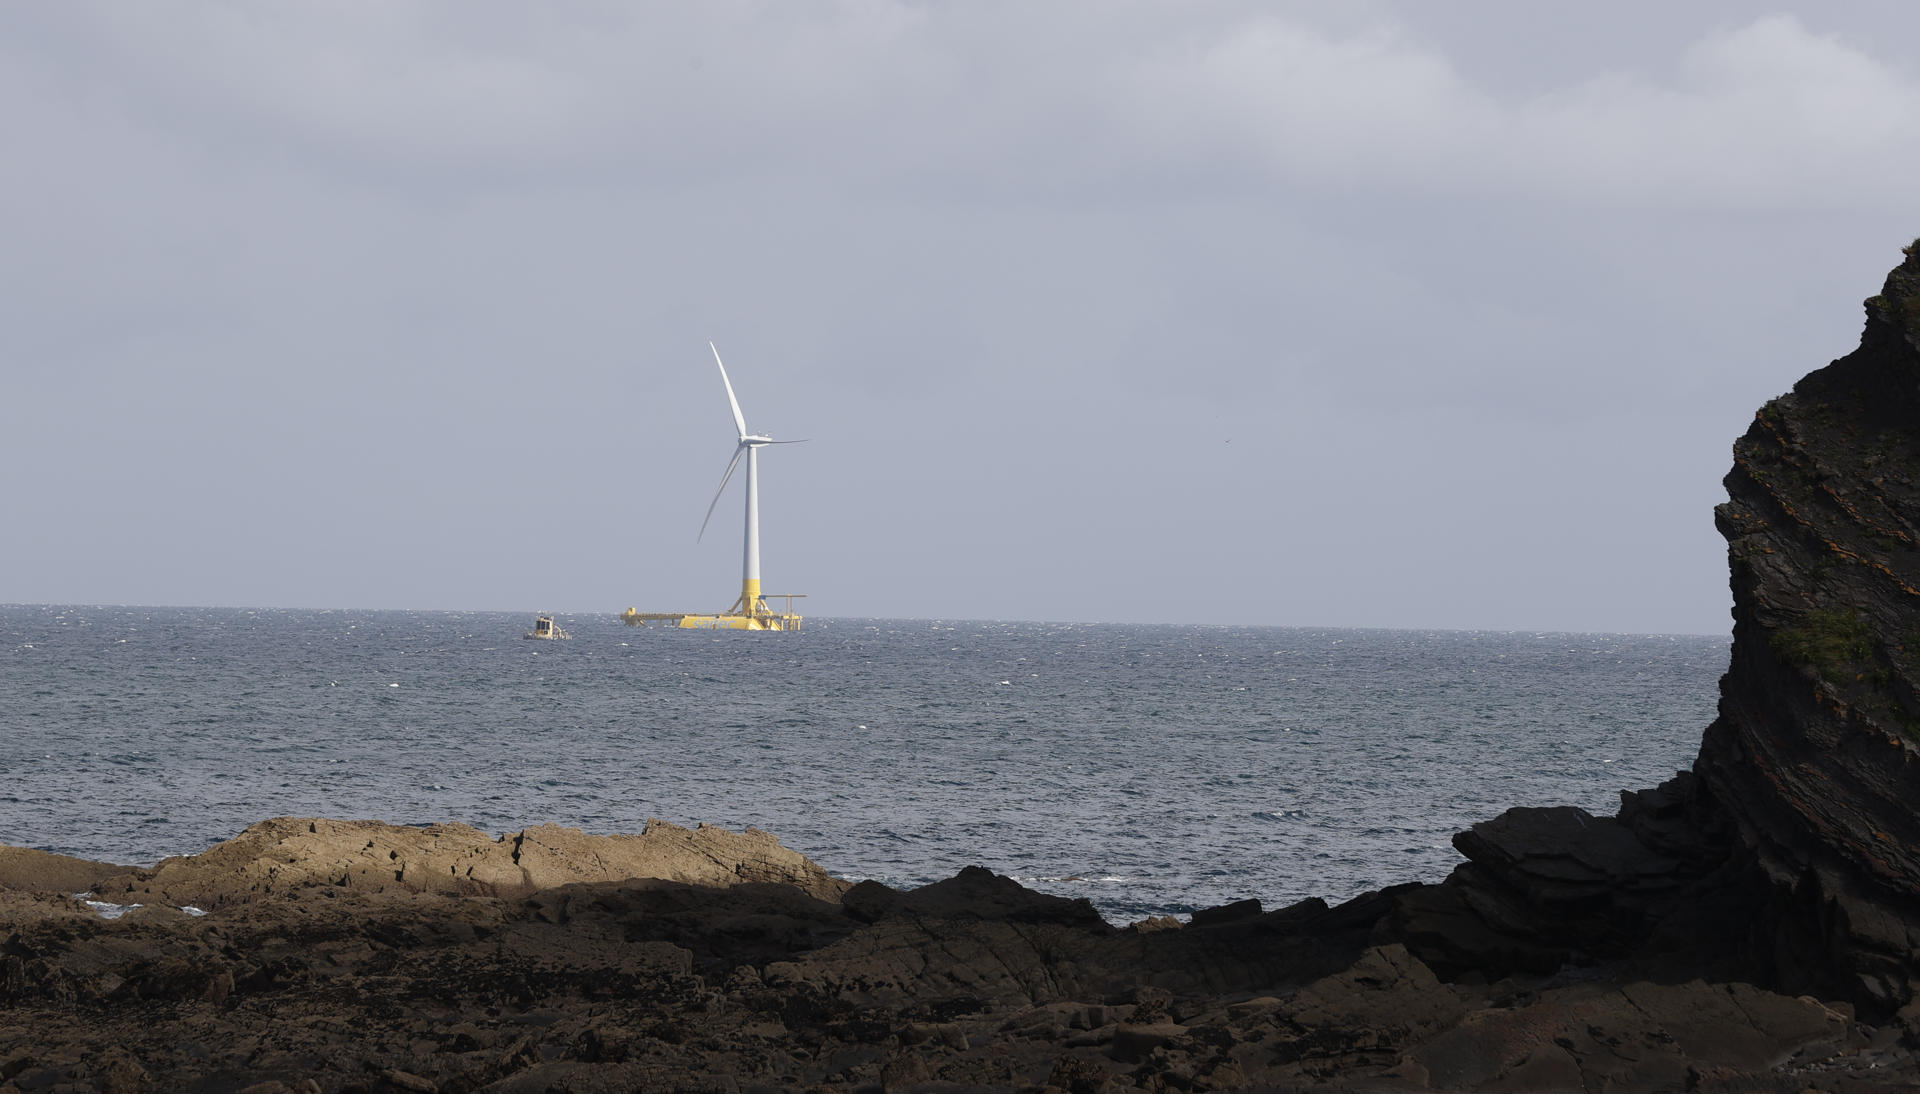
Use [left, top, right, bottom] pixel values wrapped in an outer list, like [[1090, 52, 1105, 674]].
[[17, 6, 1916, 207], [3, 3, 1916, 631]]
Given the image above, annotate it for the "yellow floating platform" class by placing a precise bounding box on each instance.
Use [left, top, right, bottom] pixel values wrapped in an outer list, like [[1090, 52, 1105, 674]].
[[621, 592, 804, 631], [621, 608, 802, 631]]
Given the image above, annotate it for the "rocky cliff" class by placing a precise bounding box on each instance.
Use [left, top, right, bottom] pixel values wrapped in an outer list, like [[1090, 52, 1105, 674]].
[[1702, 244, 1920, 1008], [1375, 241, 1920, 1018]]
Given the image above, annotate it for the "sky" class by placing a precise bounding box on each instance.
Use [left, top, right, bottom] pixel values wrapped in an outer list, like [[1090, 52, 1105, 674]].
[[4, 2, 1919, 634]]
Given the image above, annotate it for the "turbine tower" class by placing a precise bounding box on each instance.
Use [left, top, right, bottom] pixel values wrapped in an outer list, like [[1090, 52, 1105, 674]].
[[698, 343, 803, 622], [619, 344, 808, 630]]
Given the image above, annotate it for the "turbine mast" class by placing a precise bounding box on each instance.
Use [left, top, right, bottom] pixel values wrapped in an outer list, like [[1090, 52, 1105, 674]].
[[742, 442, 762, 614]]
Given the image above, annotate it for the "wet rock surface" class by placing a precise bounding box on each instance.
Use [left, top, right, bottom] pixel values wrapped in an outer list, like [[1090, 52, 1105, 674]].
[[16, 245, 1920, 1088]]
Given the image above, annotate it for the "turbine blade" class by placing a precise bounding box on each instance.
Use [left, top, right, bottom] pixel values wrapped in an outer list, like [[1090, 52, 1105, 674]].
[[763, 438, 809, 445], [698, 445, 746, 542], [710, 342, 748, 439]]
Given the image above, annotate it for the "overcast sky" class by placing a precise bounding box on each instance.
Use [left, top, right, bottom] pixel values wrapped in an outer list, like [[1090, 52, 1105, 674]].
[[5, 2, 1918, 633]]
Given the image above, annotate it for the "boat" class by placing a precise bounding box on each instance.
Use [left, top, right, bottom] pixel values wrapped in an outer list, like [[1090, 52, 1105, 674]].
[[524, 614, 570, 640]]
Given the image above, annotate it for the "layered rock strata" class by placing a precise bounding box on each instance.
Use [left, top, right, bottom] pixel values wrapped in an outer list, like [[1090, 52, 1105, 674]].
[[1703, 248, 1920, 1007], [1384, 243, 1920, 1017]]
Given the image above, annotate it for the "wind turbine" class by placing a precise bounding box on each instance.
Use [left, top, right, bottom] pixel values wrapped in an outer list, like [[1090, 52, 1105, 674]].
[[697, 343, 804, 621]]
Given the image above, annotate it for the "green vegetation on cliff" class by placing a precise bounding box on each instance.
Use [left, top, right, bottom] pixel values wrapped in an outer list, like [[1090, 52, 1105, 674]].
[[1771, 607, 1874, 678]]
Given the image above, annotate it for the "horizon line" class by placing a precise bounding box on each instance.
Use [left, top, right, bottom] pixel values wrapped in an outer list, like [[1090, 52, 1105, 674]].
[[0, 601, 1732, 640]]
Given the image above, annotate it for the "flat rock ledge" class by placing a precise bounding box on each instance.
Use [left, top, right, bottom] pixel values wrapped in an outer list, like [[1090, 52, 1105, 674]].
[[31, 816, 852, 909]]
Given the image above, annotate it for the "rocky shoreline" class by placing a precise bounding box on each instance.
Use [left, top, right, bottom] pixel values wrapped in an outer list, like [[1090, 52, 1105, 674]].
[[2, 816, 1906, 1093], [16, 243, 1920, 1091]]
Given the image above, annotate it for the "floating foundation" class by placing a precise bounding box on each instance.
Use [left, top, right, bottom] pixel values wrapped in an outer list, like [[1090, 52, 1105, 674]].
[[622, 587, 804, 631]]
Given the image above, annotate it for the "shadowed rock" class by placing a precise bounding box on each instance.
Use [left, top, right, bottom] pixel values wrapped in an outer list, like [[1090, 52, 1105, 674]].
[[842, 864, 1109, 927], [1699, 244, 1920, 1009], [1376, 241, 1920, 1019]]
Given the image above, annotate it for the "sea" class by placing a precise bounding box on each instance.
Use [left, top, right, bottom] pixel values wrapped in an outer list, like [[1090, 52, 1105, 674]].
[[0, 606, 1728, 923]]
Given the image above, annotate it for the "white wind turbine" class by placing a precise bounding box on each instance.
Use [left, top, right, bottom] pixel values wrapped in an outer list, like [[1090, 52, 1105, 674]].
[[697, 343, 804, 620]]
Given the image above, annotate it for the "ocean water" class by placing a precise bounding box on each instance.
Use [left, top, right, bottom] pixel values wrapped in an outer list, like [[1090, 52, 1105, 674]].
[[0, 606, 1727, 922]]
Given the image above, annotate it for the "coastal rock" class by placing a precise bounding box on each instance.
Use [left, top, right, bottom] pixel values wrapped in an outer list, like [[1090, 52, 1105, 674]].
[[1410, 980, 1851, 1091], [2, 851, 1895, 1091], [1697, 243, 1920, 1009], [1388, 770, 1754, 981], [80, 816, 848, 908], [1376, 241, 1920, 1017], [514, 819, 850, 901], [841, 864, 1109, 927], [0, 846, 130, 895], [1259, 944, 1466, 1078]]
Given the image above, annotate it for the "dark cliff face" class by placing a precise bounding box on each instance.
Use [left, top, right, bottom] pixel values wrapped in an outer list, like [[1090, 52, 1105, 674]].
[[1699, 242, 1920, 1007], [1381, 244, 1920, 1016]]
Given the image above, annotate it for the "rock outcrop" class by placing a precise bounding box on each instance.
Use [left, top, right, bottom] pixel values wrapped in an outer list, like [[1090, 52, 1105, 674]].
[[1375, 242, 1920, 1019], [1702, 247, 1920, 1009], [77, 817, 850, 908], [0, 846, 129, 896]]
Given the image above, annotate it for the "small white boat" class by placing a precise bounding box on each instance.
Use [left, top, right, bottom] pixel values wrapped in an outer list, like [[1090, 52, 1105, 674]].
[[524, 614, 570, 640]]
